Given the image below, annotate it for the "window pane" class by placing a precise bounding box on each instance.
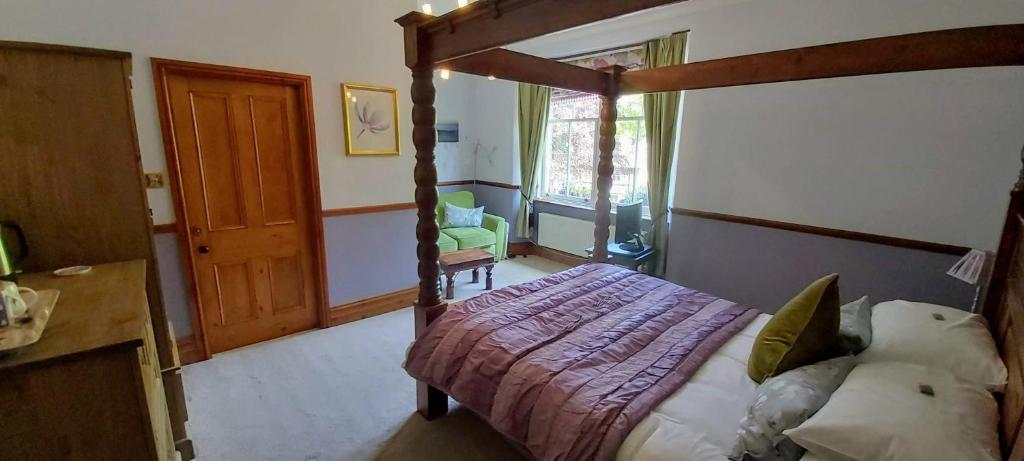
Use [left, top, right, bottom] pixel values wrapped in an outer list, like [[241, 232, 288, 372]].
[[543, 93, 643, 206], [634, 130, 649, 209], [551, 99, 574, 120], [617, 95, 644, 118], [612, 119, 638, 204], [567, 121, 595, 200], [574, 98, 600, 119], [546, 122, 570, 196]]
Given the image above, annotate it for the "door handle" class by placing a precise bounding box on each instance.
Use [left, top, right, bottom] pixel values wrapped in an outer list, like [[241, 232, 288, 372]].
[[197, 245, 210, 254]]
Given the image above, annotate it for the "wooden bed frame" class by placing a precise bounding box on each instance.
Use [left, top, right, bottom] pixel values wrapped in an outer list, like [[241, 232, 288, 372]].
[[984, 148, 1024, 461], [394, 0, 1024, 457]]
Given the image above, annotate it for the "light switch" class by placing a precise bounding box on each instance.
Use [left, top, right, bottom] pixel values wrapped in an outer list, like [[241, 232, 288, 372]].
[[145, 172, 165, 189]]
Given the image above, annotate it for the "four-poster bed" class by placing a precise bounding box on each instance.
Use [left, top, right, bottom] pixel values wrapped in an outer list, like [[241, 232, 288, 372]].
[[395, 1, 1024, 459]]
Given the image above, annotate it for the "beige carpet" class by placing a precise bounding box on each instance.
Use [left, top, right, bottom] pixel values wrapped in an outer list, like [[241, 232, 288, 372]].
[[375, 407, 525, 461], [183, 256, 567, 461]]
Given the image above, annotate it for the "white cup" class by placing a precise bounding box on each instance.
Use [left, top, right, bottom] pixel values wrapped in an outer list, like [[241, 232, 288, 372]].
[[0, 281, 36, 327]]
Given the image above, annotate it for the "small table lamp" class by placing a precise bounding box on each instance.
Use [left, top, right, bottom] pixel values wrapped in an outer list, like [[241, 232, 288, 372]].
[[947, 249, 990, 313]]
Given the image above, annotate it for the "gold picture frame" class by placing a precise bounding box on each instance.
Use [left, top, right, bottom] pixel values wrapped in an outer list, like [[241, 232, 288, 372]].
[[341, 83, 400, 156]]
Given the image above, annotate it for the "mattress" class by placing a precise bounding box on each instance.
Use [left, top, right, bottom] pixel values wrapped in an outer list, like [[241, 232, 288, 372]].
[[617, 313, 773, 461]]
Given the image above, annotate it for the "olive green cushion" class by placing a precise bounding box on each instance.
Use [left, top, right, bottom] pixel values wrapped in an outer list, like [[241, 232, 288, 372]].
[[748, 274, 841, 383], [441, 226, 497, 250]]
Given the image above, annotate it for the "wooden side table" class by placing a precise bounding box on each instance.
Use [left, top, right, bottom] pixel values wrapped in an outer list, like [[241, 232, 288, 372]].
[[438, 249, 496, 300], [586, 242, 655, 271]]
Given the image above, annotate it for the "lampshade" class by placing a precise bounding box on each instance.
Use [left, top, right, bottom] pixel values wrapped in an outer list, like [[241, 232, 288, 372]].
[[947, 249, 987, 285]]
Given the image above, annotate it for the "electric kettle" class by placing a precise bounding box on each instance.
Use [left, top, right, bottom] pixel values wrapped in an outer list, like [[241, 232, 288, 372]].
[[0, 221, 28, 282]]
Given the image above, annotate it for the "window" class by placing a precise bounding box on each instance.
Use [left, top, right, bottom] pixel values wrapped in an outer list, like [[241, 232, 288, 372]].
[[541, 93, 648, 211]]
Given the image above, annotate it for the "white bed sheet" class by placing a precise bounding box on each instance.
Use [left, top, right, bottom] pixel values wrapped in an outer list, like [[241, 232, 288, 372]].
[[616, 313, 774, 461]]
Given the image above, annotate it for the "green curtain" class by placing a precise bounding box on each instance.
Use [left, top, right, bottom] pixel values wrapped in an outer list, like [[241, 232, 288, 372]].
[[643, 33, 686, 277], [516, 83, 551, 238]]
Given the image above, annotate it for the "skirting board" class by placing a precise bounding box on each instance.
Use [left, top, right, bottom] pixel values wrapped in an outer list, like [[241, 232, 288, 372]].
[[509, 241, 589, 267], [153, 223, 177, 234], [508, 241, 535, 257], [175, 336, 203, 366], [329, 286, 418, 326]]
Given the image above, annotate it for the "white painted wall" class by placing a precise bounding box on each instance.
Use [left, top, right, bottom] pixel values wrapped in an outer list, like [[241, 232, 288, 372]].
[[435, 73, 479, 181], [472, 79, 521, 184], [450, 0, 1024, 251], [432, 73, 520, 183], [416, 0, 467, 16], [0, 0, 420, 223]]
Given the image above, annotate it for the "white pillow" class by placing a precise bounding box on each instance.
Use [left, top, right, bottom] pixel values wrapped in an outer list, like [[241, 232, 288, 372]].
[[837, 296, 872, 355], [857, 300, 1006, 392], [784, 362, 1000, 461], [442, 203, 484, 228]]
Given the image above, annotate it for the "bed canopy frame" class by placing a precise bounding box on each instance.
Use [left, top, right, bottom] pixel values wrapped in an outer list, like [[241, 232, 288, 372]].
[[395, 1, 1024, 456]]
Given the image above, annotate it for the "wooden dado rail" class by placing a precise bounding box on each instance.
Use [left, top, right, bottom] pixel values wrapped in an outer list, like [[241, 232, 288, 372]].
[[155, 202, 421, 233], [154, 180, 520, 234], [672, 208, 970, 256], [159, 204, 969, 257], [438, 179, 521, 190], [321, 202, 417, 218]]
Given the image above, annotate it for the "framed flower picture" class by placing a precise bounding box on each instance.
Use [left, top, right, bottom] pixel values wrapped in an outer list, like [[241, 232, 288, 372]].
[[341, 83, 400, 156]]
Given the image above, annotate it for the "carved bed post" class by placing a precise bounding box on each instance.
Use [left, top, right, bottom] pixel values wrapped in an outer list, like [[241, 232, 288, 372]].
[[410, 64, 449, 420], [398, 12, 449, 421], [982, 145, 1024, 323], [593, 66, 625, 262], [410, 65, 443, 317]]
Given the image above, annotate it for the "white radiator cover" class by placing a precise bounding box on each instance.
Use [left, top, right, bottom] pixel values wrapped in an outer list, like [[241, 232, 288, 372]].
[[537, 213, 615, 257]]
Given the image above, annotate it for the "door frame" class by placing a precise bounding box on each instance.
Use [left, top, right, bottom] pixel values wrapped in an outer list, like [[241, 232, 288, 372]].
[[152, 58, 329, 362]]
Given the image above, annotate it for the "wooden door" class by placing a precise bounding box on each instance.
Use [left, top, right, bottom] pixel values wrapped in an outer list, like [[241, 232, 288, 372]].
[[164, 72, 320, 353]]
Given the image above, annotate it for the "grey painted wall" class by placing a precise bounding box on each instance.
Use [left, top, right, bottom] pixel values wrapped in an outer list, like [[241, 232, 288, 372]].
[[155, 234, 194, 338], [156, 185, 975, 344], [473, 185, 525, 241], [665, 213, 976, 313], [154, 210, 421, 340], [324, 211, 419, 306]]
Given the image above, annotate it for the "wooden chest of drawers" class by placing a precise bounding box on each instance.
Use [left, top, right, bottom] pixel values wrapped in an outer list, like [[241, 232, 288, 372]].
[[0, 261, 177, 460]]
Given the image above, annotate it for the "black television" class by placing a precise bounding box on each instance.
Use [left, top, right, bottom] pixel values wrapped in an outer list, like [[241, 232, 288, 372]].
[[614, 202, 643, 244]]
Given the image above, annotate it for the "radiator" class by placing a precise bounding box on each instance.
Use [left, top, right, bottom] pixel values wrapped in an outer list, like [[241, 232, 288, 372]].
[[537, 213, 615, 257]]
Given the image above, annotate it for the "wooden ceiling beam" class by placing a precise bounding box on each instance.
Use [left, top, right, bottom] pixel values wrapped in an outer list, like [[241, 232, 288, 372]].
[[396, 0, 689, 66], [444, 49, 610, 94], [621, 24, 1024, 94]]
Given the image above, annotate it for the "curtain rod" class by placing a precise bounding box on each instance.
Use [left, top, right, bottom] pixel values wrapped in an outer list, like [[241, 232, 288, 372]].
[[552, 30, 687, 62], [554, 43, 644, 63]]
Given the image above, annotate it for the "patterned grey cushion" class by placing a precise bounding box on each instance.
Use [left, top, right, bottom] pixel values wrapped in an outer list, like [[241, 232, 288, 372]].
[[442, 203, 484, 228], [730, 356, 857, 461], [838, 296, 872, 355]]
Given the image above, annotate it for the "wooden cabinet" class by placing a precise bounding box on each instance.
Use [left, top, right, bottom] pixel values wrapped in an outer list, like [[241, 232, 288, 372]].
[[0, 42, 191, 458], [0, 261, 175, 460]]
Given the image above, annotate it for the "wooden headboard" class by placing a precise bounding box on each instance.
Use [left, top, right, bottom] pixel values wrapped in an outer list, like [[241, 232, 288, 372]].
[[983, 151, 1024, 461]]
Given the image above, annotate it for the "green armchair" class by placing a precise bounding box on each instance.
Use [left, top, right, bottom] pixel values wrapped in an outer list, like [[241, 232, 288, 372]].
[[436, 190, 508, 260]]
